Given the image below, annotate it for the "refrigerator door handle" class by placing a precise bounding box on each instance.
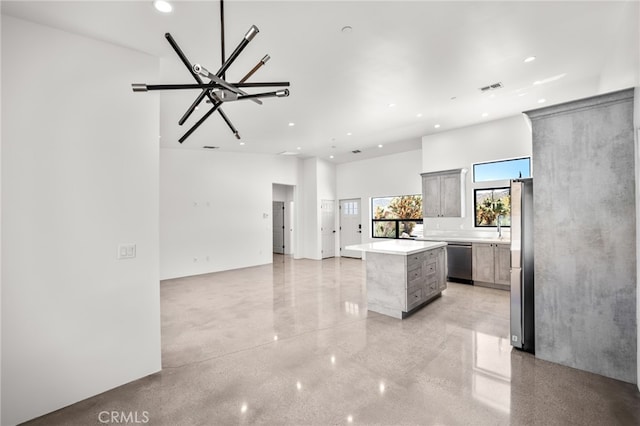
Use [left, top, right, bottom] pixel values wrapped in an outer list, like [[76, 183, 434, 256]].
[[510, 267, 523, 348], [510, 180, 523, 269]]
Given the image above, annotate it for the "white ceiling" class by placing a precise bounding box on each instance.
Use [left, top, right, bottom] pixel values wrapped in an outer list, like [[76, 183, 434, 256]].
[[2, 1, 639, 163]]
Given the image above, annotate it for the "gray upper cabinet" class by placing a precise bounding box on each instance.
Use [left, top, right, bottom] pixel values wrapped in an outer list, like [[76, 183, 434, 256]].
[[422, 175, 441, 217], [421, 169, 466, 218]]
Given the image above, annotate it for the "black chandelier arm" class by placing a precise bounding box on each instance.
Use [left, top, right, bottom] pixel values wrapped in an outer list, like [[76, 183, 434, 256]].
[[164, 33, 205, 86], [133, 82, 290, 91], [220, 0, 226, 78], [217, 109, 240, 139], [165, 32, 223, 126], [180, 92, 210, 126], [216, 25, 259, 79], [182, 90, 215, 127], [179, 101, 222, 143]]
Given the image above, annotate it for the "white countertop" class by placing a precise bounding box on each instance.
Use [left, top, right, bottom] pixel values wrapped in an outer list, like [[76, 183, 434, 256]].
[[417, 236, 510, 244], [346, 240, 447, 255]]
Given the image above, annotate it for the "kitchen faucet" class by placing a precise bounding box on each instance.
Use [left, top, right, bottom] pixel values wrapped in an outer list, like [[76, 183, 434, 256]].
[[497, 214, 503, 239]]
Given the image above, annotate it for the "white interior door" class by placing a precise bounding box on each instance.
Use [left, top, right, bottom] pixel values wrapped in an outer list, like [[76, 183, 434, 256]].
[[340, 199, 362, 258], [272, 201, 285, 254], [321, 199, 336, 258]]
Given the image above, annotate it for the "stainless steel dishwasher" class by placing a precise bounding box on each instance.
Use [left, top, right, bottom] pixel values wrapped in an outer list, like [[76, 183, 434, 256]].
[[446, 242, 473, 284]]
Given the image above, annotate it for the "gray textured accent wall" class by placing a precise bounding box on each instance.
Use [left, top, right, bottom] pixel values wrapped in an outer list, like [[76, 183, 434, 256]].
[[527, 88, 637, 384]]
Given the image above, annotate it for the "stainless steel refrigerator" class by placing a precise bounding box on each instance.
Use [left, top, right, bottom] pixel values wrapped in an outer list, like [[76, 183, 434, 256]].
[[510, 178, 534, 353]]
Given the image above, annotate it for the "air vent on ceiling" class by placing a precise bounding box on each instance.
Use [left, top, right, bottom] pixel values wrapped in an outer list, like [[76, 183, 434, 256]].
[[203, 146, 220, 149], [479, 82, 504, 92], [352, 149, 362, 154]]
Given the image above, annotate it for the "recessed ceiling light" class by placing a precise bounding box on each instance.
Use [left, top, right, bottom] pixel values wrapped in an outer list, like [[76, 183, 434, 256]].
[[330, 155, 334, 159], [341, 26, 353, 33], [533, 73, 566, 86], [518, 92, 528, 97], [153, 0, 173, 13], [240, 142, 245, 145], [434, 124, 441, 129], [378, 144, 383, 148], [524, 56, 536, 63], [416, 113, 423, 118], [346, 132, 352, 136], [481, 112, 489, 118], [288, 122, 295, 127], [538, 98, 546, 103], [296, 146, 301, 150], [388, 103, 396, 108], [488, 94, 496, 99]]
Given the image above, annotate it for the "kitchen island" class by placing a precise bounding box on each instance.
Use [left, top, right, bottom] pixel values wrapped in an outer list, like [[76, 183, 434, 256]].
[[346, 240, 447, 319]]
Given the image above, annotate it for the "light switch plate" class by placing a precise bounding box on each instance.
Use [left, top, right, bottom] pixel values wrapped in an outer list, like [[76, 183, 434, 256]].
[[117, 244, 136, 260]]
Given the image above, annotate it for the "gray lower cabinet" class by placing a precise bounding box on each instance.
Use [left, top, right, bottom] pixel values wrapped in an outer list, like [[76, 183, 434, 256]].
[[367, 247, 446, 319], [472, 242, 510, 290], [494, 244, 511, 285]]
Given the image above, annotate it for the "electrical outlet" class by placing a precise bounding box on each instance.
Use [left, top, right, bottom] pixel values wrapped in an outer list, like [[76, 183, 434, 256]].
[[117, 244, 136, 260]]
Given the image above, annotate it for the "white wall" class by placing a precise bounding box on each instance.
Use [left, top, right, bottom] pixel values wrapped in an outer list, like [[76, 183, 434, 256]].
[[421, 114, 532, 231], [318, 159, 337, 256], [1, 16, 161, 425], [160, 149, 300, 279], [337, 150, 423, 245], [297, 158, 337, 260], [294, 160, 306, 260], [300, 158, 319, 259], [318, 159, 337, 201]]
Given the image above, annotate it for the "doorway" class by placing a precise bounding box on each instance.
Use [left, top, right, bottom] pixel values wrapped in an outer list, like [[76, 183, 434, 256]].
[[339, 198, 362, 258], [272, 201, 284, 254], [272, 184, 295, 257], [321, 199, 336, 258]]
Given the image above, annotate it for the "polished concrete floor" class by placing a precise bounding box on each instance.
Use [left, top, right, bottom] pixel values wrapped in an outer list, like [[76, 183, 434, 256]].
[[25, 255, 640, 425]]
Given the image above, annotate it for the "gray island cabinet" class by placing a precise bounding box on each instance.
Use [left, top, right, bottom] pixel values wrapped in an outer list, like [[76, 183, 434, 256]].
[[346, 240, 447, 319]]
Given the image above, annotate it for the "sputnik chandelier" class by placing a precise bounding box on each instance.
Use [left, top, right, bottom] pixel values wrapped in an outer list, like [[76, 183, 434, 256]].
[[132, 0, 290, 143]]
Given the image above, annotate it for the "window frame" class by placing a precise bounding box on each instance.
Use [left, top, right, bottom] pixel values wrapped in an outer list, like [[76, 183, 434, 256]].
[[473, 187, 511, 228], [473, 157, 531, 183], [371, 194, 423, 240]]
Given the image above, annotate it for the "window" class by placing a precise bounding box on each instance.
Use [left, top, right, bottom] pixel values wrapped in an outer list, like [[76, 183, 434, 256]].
[[473, 157, 531, 182], [474, 188, 511, 227], [342, 201, 359, 216], [371, 195, 423, 239]]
